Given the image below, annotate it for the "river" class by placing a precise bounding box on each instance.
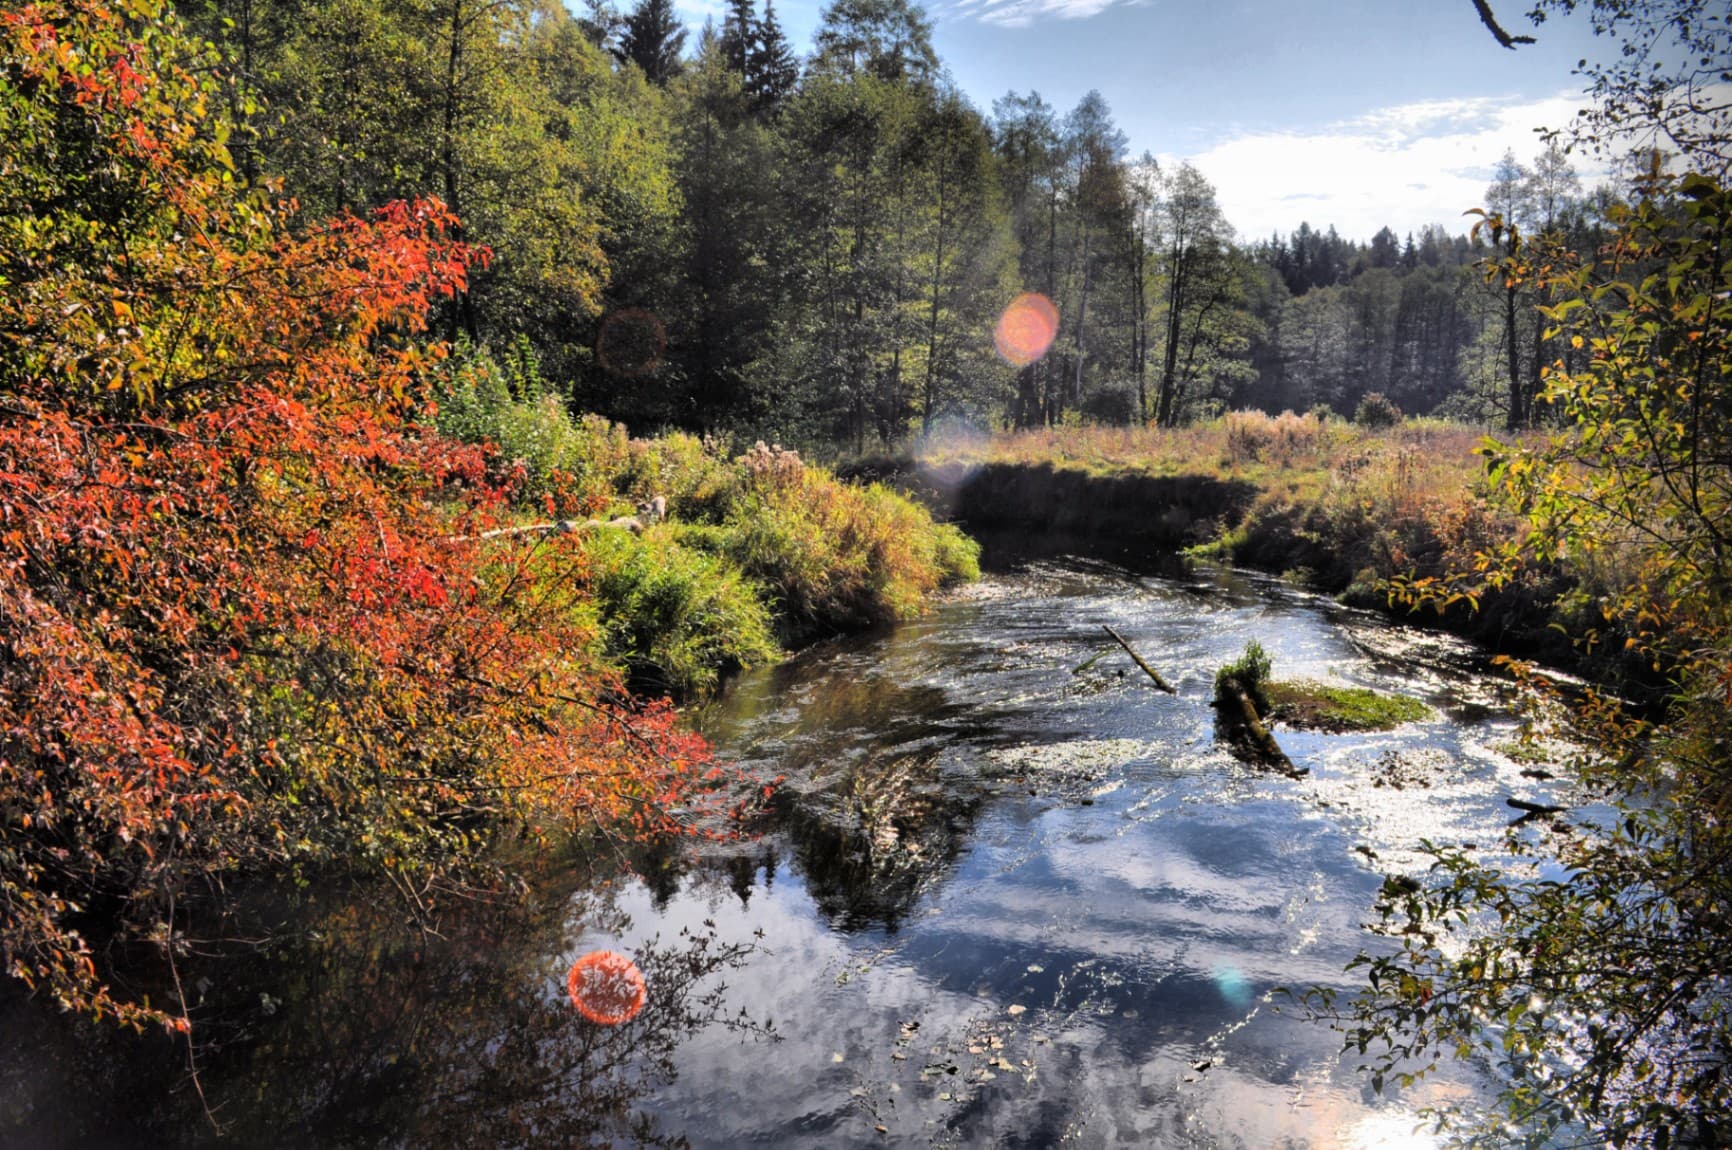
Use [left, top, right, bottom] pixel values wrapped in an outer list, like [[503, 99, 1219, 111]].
[[0, 551, 1568, 1148]]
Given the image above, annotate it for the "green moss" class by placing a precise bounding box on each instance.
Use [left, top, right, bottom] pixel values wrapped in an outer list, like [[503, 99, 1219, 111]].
[[1264, 679, 1433, 733], [1492, 737, 1554, 765]]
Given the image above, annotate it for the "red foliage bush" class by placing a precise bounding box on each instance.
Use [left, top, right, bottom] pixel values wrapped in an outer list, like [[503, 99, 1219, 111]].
[[0, 0, 740, 1028]]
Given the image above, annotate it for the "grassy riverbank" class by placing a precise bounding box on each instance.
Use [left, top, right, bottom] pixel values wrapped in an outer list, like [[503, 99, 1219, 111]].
[[857, 413, 1585, 665], [436, 353, 980, 697]]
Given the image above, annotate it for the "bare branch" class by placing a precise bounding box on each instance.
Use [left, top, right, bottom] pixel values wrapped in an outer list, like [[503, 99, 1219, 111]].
[[1473, 0, 1537, 49]]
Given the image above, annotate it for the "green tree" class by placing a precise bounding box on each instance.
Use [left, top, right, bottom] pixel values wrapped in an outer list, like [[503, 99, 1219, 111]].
[[1484, 148, 1534, 429], [718, 0, 755, 75], [1153, 163, 1236, 425], [1341, 168, 1732, 1150], [617, 0, 688, 85], [908, 87, 1015, 431], [991, 89, 1063, 425], [1057, 90, 1129, 417], [664, 41, 784, 429], [747, 0, 800, 110], [810, 0, 937, 84]]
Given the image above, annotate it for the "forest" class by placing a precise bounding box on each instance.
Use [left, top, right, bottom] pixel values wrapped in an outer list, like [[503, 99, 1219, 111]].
[[2, 0, 1730, 1145], [171, 0, 1622, 442]]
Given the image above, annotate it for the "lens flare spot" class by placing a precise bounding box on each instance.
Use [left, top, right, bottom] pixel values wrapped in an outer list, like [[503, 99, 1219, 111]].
[[596, 307, 666, 378], [994, 293, 1059, 367], [1213, 965, 1253, 1009], [567, 949, 646, 1026]]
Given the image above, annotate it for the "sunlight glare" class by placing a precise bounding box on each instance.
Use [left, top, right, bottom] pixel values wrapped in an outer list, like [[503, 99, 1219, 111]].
[[1341, 1111, 1443, 1150], [596, 307, 667, 378]]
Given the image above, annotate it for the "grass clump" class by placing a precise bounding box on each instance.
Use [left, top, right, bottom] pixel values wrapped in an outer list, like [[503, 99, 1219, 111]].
[[584, 528, 778, 697], [1263, 680, 1433, 733], [1214, 639, 1274, 712], [1212, 639, 1431, 734], [725, 442, 981, 639]]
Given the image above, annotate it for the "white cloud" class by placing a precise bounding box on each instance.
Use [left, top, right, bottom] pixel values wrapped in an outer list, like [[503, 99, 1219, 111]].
[[951, 0, 1127, 29], [1180, 91, 1606, 243]]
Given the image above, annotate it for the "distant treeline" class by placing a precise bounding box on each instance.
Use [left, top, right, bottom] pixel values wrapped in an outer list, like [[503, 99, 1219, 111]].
[[183, 0, 1617, 441]]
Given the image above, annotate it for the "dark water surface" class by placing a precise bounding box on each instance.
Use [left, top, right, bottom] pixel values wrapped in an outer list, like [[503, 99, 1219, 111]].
[[1, 555, 1567, 1148]]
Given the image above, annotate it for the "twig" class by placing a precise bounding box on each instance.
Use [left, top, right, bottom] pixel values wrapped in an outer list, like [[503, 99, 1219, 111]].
[[1072, 648, 1111, 675], [446, 519, 582, 543], [164, 887, 223, 1135]]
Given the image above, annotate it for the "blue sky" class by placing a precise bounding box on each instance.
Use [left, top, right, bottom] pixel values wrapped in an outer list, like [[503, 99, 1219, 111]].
[[672, 0, 1610, 242]]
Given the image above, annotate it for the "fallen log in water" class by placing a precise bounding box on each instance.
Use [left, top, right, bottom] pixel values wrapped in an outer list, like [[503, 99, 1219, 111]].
[[1101, 625, 1176, 693], [1214, 678, 1306, 777]]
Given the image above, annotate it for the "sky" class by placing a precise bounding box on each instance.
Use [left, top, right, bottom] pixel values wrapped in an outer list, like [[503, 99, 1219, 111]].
[[670, 0, 1613, 243]]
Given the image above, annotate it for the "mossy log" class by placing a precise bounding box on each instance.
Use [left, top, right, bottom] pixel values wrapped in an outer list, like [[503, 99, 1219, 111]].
[[1215, 677, 1305, 777]]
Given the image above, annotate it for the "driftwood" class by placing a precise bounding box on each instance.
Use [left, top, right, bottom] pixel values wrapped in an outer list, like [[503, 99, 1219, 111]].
[[1101, 625, 1176, 694], [453, 517, 644, 543], [1507, 797, 1567, 825], [1214, 679, 1306, 777], [470, 520, 583, 541]]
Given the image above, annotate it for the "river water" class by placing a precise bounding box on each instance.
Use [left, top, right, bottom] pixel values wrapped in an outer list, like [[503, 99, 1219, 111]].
[[0, 552, 1570, 1148]]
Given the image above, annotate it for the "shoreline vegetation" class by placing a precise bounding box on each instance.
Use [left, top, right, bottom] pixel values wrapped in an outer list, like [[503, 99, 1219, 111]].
[[434, 342, 982, 699], [431, 339, 983, 699], [847, 413, 1608, 678], [7, 0, 1730, 1138]]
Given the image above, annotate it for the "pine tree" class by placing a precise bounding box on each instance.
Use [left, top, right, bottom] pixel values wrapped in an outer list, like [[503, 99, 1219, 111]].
[[719, 0, 754, 75], [747, 0, 799, 109], [617, 0, 688, 84]]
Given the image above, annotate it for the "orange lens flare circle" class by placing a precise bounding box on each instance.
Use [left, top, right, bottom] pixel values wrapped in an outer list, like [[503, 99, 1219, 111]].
[[566, 949, 646, 1026], [994, 293, 1059, 367], [596, 307, 666, 378]]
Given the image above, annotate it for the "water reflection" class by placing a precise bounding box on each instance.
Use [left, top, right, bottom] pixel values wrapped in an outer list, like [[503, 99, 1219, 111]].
[[0, 866, 772, 1148]]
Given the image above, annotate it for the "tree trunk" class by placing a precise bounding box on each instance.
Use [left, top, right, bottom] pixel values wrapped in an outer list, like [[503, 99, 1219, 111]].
[[1156, 247, 1187, 427], [1504, 278, 1522, 431], [1073, 227, 1091, 411]]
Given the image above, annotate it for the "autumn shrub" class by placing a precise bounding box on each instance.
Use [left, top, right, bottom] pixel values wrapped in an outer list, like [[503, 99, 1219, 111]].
[[0, 0, 740, 1030], [584, 528, 778, 697], [1223, 410, 1273, 464], [431, 389, 984, 688], [1223, 409, 1327, 468], [618, 431, 739, 521]]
